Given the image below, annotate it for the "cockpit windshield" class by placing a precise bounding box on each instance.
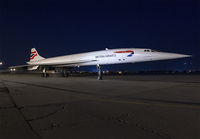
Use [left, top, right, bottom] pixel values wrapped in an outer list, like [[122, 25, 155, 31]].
[[144, 49, 160, 52], [144, 49, 151, 52]]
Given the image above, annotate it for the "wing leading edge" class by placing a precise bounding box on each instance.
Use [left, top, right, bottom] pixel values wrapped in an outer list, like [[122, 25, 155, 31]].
[[9, 59, 98, 70]]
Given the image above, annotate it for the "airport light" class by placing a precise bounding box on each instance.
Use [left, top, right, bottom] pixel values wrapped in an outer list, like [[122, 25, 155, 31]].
[[118, 71, 122, 74], [10, 68, 16, 71]]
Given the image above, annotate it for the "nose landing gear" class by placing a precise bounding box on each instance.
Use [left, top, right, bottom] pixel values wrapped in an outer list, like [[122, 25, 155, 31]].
[[97, 64, 102, 80]]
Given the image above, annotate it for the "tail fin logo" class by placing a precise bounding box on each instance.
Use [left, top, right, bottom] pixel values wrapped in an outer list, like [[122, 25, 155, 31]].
[[30, 51, 38, 60], [29, 48, 45, 62]]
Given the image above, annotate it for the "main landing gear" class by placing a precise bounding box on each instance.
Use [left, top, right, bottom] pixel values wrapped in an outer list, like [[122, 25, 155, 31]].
[[97, 64, 102, 80], [41, 67, 49, 77], [62, 69, 69, 77]]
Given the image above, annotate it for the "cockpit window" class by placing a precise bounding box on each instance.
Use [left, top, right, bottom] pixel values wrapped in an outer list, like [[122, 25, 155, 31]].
[[144, 49, 150, 52]]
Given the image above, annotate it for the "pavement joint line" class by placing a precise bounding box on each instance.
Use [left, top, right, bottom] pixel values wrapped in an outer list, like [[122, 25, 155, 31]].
[[1, 80, 42, 139], [27, 106, 64, 122], [0, 106, 15, 109], [115, 83, 185, 97], [3, 79, 200, 110], [104, 77, 200, 84], [19, 102, 68, 109], [127, 79, 200, 84], [99, 98, 200, 109]]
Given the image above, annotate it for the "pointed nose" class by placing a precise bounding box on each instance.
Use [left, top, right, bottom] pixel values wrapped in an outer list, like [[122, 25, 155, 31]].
[[167, 53, 192, 59], [153, 52, 191, 61]]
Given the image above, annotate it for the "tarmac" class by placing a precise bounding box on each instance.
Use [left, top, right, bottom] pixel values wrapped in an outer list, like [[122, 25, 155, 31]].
[[0, 74, 200, 139]]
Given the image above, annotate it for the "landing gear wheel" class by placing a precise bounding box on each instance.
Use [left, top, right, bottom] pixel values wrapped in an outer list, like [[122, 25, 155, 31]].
[[62, 70, 69, 77], [41, 67, 49, 77], [97, 64, 102, 80]]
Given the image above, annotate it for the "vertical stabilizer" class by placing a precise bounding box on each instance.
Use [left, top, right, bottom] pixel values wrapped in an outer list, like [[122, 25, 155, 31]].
[[30, 48, 45, 62]]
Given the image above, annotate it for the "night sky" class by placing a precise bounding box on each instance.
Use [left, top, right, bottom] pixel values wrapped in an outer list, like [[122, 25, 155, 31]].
[[0, 0, 199, 71]]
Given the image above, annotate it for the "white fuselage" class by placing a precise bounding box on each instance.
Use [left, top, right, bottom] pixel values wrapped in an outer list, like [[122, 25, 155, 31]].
[[27, 48, 190, 67]]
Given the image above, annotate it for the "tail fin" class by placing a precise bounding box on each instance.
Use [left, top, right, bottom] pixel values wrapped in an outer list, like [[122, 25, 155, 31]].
[[30, 48, 45, 62]]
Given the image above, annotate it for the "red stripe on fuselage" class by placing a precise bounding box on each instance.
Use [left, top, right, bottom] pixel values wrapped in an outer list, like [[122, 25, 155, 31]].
[[114, 50, 134, 53]]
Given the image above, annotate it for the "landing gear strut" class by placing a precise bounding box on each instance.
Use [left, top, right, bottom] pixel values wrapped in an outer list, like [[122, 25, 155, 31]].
[[97, 64, 102, 80], [42, 67, 49, 77], [62, 69, 69, 77]]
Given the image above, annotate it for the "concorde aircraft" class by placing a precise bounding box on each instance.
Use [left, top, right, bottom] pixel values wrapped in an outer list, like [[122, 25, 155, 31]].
[[9, 48, 191, 79]]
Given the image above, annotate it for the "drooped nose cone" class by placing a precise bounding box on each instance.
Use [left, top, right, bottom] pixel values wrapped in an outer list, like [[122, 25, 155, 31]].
[[154, 52, 191, 61], [166, 53, 192, 59]]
